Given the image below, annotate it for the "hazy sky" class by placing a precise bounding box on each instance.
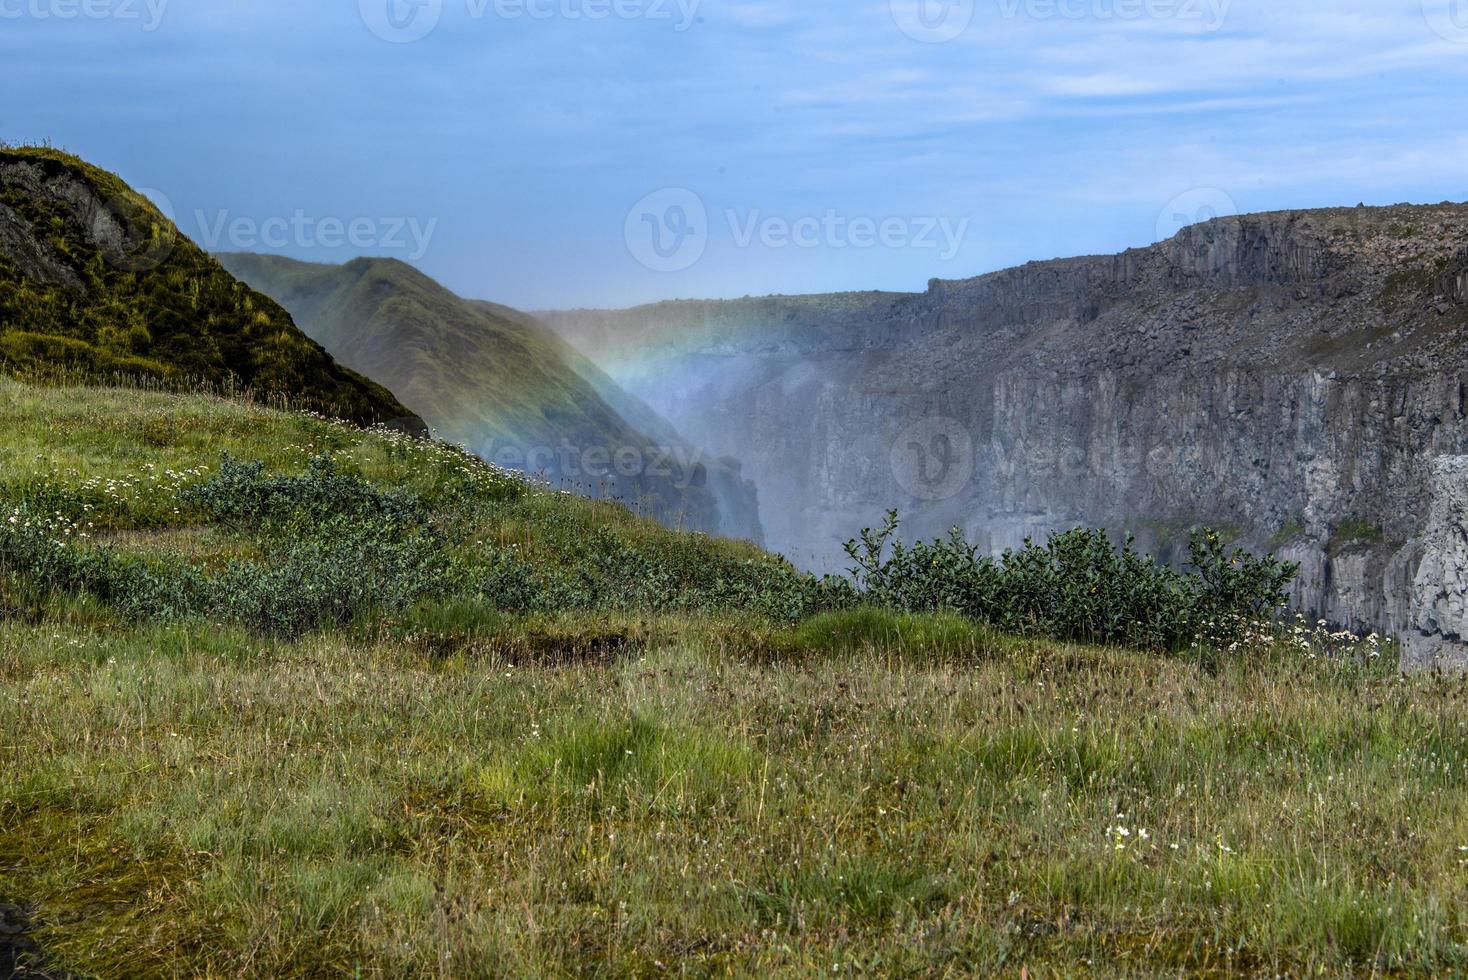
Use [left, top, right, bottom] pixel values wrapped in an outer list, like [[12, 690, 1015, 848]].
[[5, 0, 1467, 309]]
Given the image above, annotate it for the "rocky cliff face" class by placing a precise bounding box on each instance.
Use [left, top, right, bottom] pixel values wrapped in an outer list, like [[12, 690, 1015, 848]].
[[544, 204, 1468, 650], [1405, 457, 1468, 669]]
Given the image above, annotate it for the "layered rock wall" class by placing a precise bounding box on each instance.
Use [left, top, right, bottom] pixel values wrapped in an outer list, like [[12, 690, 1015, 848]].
[[1405, 457, 1468, 668], [546, 204, 1468, 647]]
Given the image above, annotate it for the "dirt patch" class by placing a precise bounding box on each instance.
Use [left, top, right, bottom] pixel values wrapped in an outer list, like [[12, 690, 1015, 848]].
[[448, 627, 643, 666], [408, 623, 646, 665], [0, 903, 61, 979]]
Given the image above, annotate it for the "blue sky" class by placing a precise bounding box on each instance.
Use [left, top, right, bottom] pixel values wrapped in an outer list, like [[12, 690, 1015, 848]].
[[4, 0, 1467, 308]]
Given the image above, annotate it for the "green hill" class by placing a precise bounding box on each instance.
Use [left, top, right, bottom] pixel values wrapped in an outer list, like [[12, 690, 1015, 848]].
[[0, 146, 416, 426], [0, 375, 1457, 978], [217, 252, 763, 541]]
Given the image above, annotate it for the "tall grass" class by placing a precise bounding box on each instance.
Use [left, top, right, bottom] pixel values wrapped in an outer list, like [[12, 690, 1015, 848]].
[[0, 376, 1449, 978], [1, 615, 1461, 976]]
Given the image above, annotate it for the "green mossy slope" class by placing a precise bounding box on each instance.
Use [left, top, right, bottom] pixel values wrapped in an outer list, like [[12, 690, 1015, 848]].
[[0, 146, 417, 426]]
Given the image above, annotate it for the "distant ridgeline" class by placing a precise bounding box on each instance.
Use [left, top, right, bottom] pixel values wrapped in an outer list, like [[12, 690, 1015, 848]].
[[218, 252, 766, 545], [0, 146, 416, 427]]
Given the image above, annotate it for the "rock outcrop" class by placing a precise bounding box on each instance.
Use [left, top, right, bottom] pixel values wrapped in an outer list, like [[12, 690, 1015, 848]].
[[1405, 456, 1468, 669], [544, 203, 1468, 643]]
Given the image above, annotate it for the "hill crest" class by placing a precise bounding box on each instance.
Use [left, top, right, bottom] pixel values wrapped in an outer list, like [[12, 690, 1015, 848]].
[[0, 146, 420, 427]]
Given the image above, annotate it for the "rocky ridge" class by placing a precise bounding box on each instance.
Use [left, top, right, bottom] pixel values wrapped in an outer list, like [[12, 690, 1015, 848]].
[[545, 203, 1468, 659]]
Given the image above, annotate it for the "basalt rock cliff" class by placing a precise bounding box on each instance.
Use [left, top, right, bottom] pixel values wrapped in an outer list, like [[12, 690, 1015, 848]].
[[545, 203, 1468, 654]]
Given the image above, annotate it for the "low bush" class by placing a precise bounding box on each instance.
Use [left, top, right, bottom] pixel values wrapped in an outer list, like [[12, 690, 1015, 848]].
[[1, 456, 454, 637], [0, 503, 187, 618], [844, 512, 1297, 652], [180, 454, 456, 635], [212, 527, 452, 637], [183, 453, 430, 539], [0, 445, 1297, 653]]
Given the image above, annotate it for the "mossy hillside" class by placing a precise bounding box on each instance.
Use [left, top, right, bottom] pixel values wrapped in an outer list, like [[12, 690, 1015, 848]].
[[0, 146, 414, 425], [0, 376, 810, 635], [214, 253, 631, 455]]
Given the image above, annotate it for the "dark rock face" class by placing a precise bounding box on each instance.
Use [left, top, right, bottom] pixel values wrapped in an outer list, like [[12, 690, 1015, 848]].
[[1405, 456, 1468, 669], [544, 204, 1468, 646]]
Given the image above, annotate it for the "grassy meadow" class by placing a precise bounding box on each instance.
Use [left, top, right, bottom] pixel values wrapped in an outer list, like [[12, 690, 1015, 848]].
[[2, 378, 1467, 977]]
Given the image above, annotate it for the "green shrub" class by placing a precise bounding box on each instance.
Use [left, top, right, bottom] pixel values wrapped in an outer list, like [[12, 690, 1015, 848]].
[[467, 548, 552, 613], [1, 455, 457, 637], [181, 454, 454, 636], [0, 501, 191, 620], [212, 527, 451, 637], [844, 512, 1297, 652], [1188, 527, 1300, 623], [0, 448, 1294, 653], [183, 453, 429, 539]]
